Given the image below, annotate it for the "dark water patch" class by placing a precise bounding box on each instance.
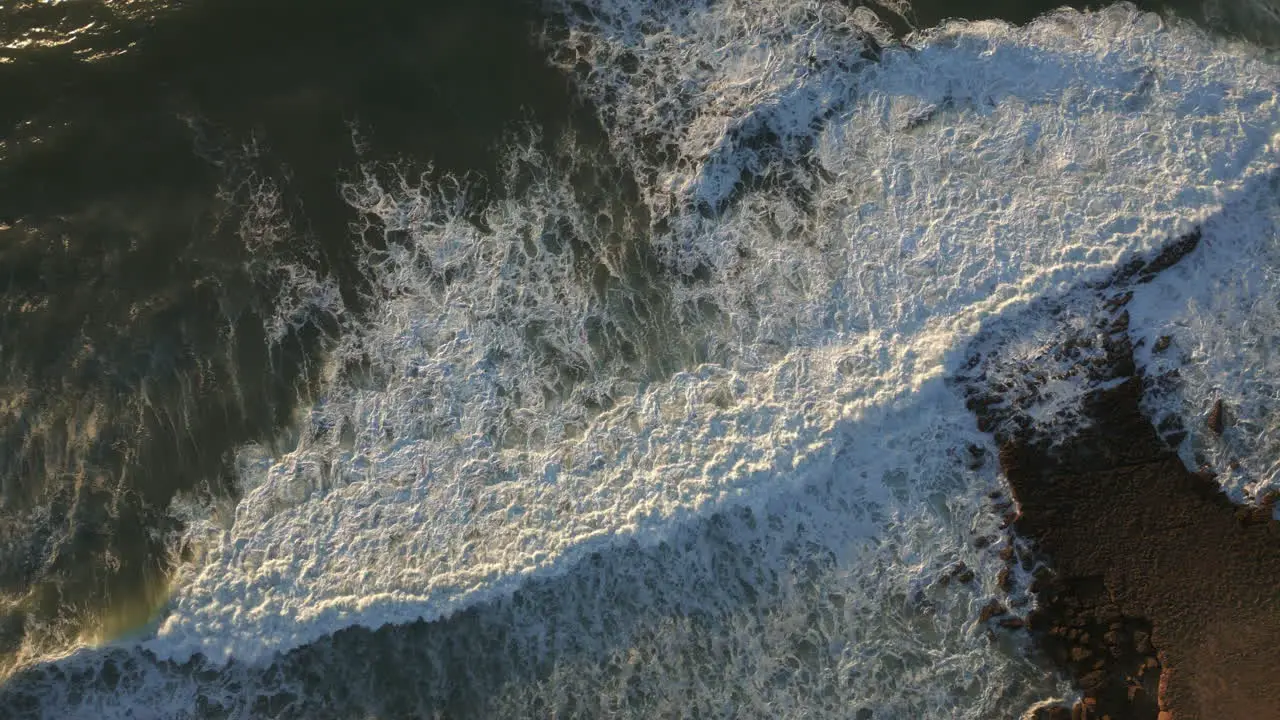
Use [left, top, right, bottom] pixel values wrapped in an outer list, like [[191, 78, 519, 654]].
[[0, 0, 602, 676]]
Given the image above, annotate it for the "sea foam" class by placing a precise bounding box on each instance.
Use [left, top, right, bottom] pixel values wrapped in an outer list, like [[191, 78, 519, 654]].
[[1129, 172, 1280, 501]]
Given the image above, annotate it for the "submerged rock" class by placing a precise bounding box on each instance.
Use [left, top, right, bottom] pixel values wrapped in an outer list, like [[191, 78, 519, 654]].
[[1206, 398, 1226, 435]]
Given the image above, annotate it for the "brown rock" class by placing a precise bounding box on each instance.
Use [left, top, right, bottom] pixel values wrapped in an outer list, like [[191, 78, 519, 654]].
[[988, 374, 1280, 719], [940, 561, 969, 587], [1153, 335, 1172, 354], [1207, 398, 1226, 435], [1030, 567, 1054, 593], [964, 227, 1280, 720], [1079, 669, 1107, 691], [1260, 489, 1280, 513], [1104, 291, 1133, 309], [980, 599, 1008, 623], [1024, 703, 1073, 720], [997, 567, 1014, 592], [999, 616, 1026, 630]]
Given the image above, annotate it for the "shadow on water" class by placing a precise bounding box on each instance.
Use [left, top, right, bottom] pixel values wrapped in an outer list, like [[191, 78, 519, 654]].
[[2, 27, 1277, 717], [0, 0, 602, 676]]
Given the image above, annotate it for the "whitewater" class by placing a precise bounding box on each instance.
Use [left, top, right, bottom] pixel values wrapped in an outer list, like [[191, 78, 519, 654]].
[[7, 2, 1280, 718]]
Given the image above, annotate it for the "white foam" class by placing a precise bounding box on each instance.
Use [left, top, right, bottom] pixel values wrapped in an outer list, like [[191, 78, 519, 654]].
[[111, 3, 1280, 716], [1128, 173, 1280, 500]]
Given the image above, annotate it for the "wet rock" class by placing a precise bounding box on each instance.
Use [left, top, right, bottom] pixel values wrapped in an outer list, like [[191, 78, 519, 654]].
[[1018, 546, 1035, 571], [997, 567, 1014, 592], [999, 616, 1026, 630], [1207, 398, 1226, 435], [979, 599, 1008, 623], [1079, 669, 1107, 691], [939, 561, 972, 587], [855, 709, 873, 720], [1022, 702, 1073, 720], [1030, 567, 1055, 594], [1152, 335, 1172, 354], [1260, 489, 1279, 513], [961, 226, 1280, 720], [1241, 500, 1278, 526], [1135, 227, 1202, 280], [1104, 291, 1133, 310], [966, 444, 987, 469]]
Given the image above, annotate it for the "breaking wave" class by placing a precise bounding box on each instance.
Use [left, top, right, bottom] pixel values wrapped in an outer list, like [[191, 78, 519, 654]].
[[5, 3, 1280, 718]]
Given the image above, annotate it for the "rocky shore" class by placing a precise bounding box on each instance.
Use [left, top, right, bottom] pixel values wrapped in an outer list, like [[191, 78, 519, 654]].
[[960, 230, 1280, 719]]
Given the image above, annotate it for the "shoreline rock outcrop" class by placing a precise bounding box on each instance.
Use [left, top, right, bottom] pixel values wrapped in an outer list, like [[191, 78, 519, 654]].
[[961, 229, 1280, 719]]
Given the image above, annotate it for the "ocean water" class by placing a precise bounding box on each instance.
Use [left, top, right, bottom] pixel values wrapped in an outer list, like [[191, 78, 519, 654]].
[[0, 0, 587, 681], [3, 1, 1280, 719]]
